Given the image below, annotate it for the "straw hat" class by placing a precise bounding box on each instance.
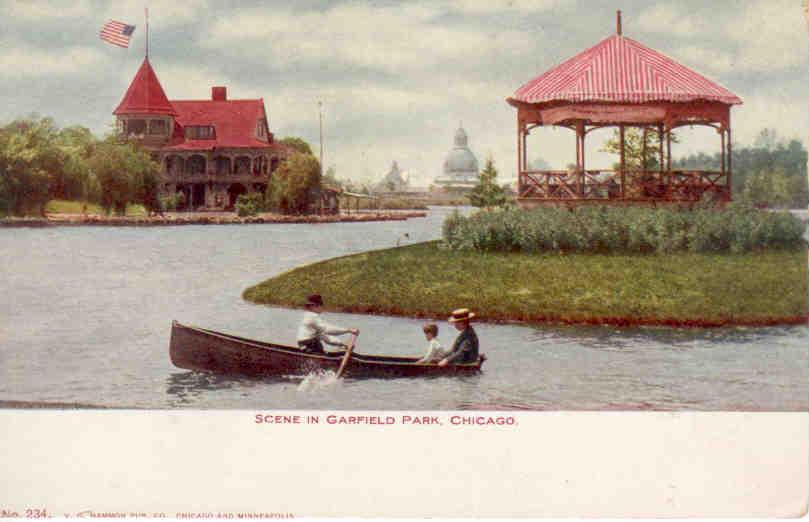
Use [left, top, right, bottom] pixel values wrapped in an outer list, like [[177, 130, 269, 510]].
[[448, 308, 476, 323]]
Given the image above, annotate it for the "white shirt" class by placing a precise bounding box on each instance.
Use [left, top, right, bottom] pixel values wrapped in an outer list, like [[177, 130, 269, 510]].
[[296, 311, 351, 346], [417, 338, 446, 363]]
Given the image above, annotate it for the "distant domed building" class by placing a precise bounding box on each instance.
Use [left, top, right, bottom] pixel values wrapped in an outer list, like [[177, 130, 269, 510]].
[[375, 161, 409, 192], [435, 125, 479, 189]]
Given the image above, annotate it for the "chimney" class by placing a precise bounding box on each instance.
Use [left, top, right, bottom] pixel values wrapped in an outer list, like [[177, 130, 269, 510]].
[[616, 10, 622, 36], [212, 86, 227, 101]]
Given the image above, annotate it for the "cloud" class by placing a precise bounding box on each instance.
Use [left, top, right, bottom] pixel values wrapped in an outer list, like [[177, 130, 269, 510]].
[[445, 0, 571, 14], [99, 0, 208, 28], [636, 0, 807, 74], [723, 0, 806, 73], [0, 46, 105, 78], [635, 4, 713, 38], [203, 3, 536, 73], [669, 45, 737, 76], [0, 1, 92, 20]]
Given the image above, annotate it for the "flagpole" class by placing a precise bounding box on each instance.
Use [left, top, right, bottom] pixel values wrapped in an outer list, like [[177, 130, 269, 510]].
[[145, 7, 149, 58]]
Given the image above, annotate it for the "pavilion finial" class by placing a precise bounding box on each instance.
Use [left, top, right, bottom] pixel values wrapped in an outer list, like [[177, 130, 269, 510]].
[[616, 10, 622, 35]]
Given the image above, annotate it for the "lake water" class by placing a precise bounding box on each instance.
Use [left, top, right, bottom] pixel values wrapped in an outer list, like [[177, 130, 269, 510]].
[[1, 208, 807, 410]]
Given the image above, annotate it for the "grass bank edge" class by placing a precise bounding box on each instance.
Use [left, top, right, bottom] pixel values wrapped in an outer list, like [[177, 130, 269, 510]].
[[243, 242, 809, 328]]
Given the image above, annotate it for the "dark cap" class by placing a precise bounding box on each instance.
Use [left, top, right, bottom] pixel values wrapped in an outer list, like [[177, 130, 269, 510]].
[[305, 294, 324, 307]]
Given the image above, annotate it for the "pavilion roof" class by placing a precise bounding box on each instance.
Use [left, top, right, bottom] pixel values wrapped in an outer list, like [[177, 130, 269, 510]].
[[509, 34, 742, 106], [113, 58, 177, 116]]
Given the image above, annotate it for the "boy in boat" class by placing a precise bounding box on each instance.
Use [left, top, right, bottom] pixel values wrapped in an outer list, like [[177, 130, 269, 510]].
[[438, 308, 479, 366], [297, 294, 358, 354], [416, 323, 447, 364]]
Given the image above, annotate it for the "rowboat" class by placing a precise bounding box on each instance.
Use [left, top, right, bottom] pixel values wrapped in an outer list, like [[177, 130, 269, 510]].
[[169, 321, 486, 378]]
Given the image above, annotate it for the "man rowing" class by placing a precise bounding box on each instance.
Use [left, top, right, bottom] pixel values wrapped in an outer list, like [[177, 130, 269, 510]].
[[438, 308, 479, 367], [297, 294, 359, 354]]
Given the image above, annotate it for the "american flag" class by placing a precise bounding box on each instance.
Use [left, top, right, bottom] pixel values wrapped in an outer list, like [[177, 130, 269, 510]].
[[99, 20, 136, 48]]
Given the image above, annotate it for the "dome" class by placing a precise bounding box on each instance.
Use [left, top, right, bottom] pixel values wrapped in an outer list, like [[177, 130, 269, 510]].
[[444, 147, 478, 173], [435, 125, 479, 188], [454, 127, 469, 147], [443, 125, 479, 175]]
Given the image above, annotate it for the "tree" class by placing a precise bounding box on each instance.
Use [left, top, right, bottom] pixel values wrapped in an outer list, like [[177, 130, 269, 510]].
[[279, 137, 314, 156], [673, 130, 808, 208], [753, 128, 781, 150], [322, 165, 340, 187], [266, 152, 322, 214], [601, 127, 678, 170], [88, 138, 160, 215], [53, 125, 96, 201], [468, 156, 507, 209], [0, 117, 64, 216], [742, 167, 792, 208]]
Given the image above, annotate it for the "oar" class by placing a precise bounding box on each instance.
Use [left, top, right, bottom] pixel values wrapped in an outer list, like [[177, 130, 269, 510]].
[[336, 333, 358, 379]]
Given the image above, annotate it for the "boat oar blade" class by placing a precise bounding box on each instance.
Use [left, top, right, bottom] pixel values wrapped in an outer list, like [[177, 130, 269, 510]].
[[335, 333, 357, 379]]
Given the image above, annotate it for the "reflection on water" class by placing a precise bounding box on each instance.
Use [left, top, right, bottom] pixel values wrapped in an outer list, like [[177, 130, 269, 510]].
[[1, 208, 807, 411]]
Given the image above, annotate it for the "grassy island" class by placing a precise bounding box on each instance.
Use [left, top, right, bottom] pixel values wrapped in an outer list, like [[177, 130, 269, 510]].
[[243, 242, 808, 327]]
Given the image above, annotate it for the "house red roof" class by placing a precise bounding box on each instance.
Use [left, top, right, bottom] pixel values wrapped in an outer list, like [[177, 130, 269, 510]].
[[509, 34, 742, 106], [115, 59, 285, 152], [164, 99, 272, 151], [113, 58, 177, 116]]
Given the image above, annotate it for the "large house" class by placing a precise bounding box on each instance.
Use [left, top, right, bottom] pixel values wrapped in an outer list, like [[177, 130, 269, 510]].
[[113, 57, 290, 209]]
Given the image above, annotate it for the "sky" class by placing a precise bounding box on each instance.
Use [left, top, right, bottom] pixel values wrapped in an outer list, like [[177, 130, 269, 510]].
[[1, 0, 807, 186]]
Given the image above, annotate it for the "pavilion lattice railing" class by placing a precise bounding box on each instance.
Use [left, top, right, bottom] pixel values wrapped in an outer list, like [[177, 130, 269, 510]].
[[518, 169, 730, 203]]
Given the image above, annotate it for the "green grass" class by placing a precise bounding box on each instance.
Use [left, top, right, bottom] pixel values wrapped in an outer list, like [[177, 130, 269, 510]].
[[243, 241, 809, 326], [45, 199, 147, 217]]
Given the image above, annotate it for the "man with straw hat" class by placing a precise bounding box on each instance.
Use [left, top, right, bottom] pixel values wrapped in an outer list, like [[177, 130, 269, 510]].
[[438, 308, 479, 367], [297, 294, 358, 354]]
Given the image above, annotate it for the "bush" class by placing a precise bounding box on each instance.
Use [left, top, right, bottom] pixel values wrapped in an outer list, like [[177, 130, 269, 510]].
[[235, 193, 265, 217], [442, 205, 805, 254], [160, 192, 182, 211], [265, 152, 321, 215]]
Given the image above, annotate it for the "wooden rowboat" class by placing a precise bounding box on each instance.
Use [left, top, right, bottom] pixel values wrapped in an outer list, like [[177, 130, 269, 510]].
[[170, 321, 486, 378]]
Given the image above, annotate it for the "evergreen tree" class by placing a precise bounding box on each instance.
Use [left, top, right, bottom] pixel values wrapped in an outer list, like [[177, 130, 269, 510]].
[[468, 156, 507, 209]]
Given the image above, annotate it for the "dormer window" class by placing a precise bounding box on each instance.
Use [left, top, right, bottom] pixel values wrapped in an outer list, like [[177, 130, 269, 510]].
[[186, 126, 215, 139], [256, 118, 267, 139]]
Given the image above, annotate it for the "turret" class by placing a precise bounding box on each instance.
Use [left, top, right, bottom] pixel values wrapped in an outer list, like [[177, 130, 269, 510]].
[[113, 57, 176, 147]]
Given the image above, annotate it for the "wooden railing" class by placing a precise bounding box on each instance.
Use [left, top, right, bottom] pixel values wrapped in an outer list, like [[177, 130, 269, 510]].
[[518, 169, 730, 203], [165, 172, 270, 184]]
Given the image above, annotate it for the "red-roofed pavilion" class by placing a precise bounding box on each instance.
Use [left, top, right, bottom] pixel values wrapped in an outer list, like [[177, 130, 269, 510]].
[[507, 12, 742, 206]]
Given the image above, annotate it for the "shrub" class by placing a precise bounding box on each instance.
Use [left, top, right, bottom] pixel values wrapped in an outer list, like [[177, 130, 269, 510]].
[[265, 153, 321, 215], [160, 192, 182, 211], [442, 205, 805, 254], [235, 193, 265, 217]]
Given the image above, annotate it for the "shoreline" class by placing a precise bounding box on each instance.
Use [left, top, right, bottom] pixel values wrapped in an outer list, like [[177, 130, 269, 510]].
[[0, 211, 427, 228], [0, 400, 115, 409], [244, 242, 809, 329], [260, 302, 809, 329]]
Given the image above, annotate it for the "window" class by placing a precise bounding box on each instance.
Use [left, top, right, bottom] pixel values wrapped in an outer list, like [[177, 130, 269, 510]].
[[126, 119, 146, 136], [149, 119, 167, 135], [185, 126, 215, 139], [256, 118, 267, 139]]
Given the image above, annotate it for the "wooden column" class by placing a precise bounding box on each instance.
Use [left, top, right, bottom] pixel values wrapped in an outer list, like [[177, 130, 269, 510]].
[[720, 130, 726, 175], [641, 127, 648, 170], [666, 129, 672, 171], [619, 124, 626, 198], [657, 124, 664, 172], [516, 121, 523, 194], [727, 127, 733, 196]]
